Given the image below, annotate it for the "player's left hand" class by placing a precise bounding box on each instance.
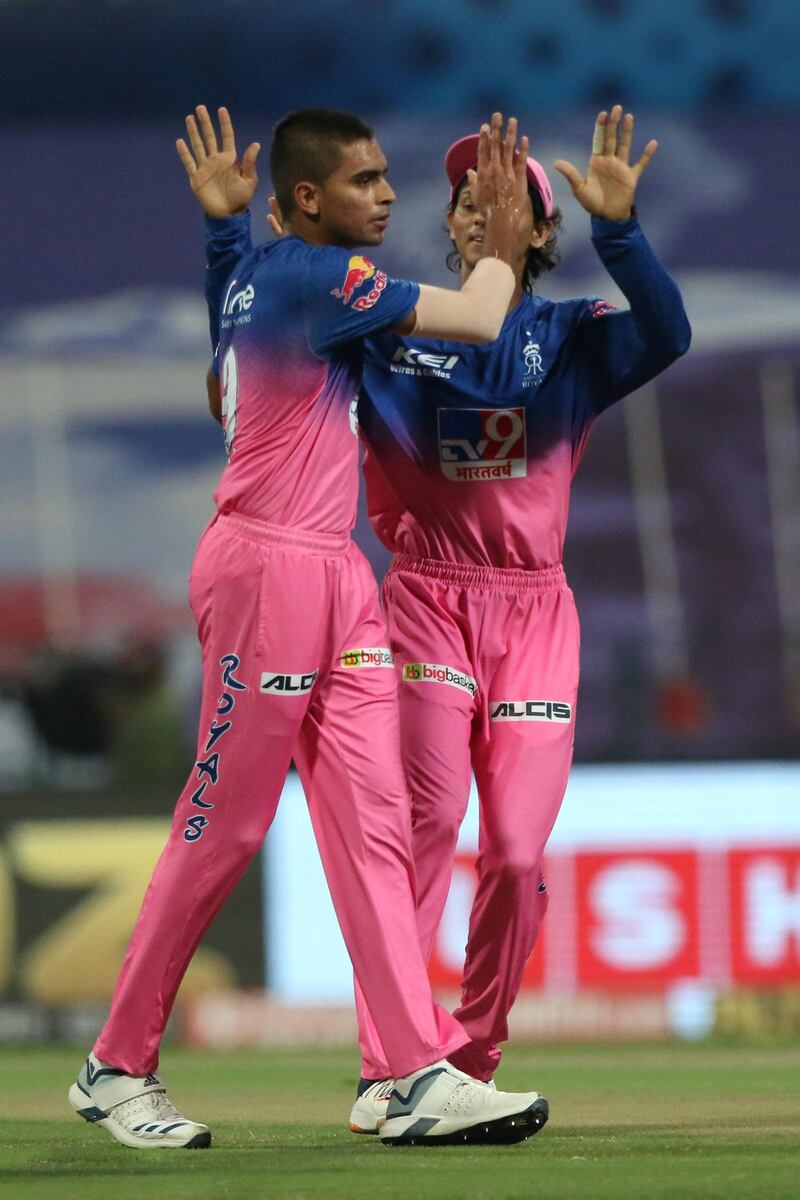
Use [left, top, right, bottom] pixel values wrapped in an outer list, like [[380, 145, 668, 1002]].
[[553, 105, 657, 221], [176, 105, 260, 217]]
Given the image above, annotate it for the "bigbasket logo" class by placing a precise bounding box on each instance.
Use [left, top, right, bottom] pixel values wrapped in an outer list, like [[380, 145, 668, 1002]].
[[490, 700, 572, 723], [402, 662, 478, 698], [437, 406, 527, 482], [339, 647, 394, 668], [260, 669, 319, 695]]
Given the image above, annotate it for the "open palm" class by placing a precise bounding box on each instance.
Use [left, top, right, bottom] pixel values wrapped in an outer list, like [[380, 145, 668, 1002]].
[[554, 105, 657, 221], [176, 105, 260, 218]]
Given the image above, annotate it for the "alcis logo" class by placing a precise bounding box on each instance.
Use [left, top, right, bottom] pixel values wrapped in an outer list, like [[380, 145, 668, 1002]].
[[490, 700, 572, 722], [260, 670, 319, 694]]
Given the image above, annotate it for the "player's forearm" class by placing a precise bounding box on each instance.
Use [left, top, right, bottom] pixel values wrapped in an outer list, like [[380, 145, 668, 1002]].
[[204, 213, 254, 353], [591, 215, 691, 357], [207, 369, 222, 423], [412, 259, 515, 343]]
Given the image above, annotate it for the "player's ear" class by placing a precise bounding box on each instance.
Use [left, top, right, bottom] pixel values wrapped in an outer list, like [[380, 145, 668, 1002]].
[[446, 210, 456, 244], [529, 219, 553, 250], [294, 180, 321, 218]]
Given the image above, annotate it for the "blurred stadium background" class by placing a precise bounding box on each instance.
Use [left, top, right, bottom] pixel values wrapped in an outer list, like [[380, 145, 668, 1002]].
[[1, 0, 799, 1054]]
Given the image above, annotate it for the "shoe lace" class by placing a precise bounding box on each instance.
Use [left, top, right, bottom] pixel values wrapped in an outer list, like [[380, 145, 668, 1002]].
[[111, 1088, 186, 1128], [440, 1079, 487, 1117], [147, 1091, 184, 1121]]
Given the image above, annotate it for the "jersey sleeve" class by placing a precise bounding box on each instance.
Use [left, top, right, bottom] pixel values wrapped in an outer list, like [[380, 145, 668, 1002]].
[[204, 213, 254, 376], [304, 246, 419, 357], [577, 215, 692, 413]]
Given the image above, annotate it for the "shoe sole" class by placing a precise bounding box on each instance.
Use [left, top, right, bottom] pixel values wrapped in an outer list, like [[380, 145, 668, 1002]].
[[68, 1084, 212, 1149], [380, 1097, 549, 1147]]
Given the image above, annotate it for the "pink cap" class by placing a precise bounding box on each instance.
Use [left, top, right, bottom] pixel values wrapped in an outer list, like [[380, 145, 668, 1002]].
[[444, 133, 554, 218]]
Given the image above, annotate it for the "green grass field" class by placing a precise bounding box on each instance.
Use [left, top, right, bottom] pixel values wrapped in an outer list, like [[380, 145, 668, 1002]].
[[2, 1041, 798, 1199]]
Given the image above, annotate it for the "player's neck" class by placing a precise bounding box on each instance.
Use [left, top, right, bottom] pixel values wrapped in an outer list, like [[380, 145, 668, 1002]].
[[282, 210, 331, 246], [283, 212, 362, 250], [283, 217, 325, 245]]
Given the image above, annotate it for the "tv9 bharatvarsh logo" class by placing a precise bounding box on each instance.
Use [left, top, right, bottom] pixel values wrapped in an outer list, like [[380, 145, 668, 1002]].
[[402, 662, 478, 697], [490, 699, 573, 722], [437, 406, 527, 482], [221, 278, 255, 328], [331, 255, 388, 310], [339, 647, 394, 668]]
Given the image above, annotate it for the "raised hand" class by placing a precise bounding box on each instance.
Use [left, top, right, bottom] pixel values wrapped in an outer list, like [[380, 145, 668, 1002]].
[[469, 112, 529, 217], [553, 105, 657, 221], [266, 195, 284, 237], [176, 105, 260, 218]]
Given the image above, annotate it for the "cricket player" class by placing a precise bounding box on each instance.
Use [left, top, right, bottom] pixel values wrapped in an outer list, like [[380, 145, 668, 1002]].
[[202, 105, 691, 1134], [351, 107, 691, 1116], [68, 108, 551, 1150]]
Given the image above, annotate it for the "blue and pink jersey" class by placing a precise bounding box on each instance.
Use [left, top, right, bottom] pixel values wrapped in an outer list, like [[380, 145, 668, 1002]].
[[205, 214, 689, 566], [201, 209, 690, 1085], [358, 215, 690, 569], [205, 218, 418, 534]]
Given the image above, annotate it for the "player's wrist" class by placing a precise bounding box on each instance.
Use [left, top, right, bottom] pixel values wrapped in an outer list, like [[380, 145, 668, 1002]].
[[481, 206, 521, 268], [593, 203, 636, 223], [204, 210, 250, 229]]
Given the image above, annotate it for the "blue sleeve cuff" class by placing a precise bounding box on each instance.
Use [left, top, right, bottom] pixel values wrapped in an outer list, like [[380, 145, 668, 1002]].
[[204, 212, 251, 234], [203, 212, 252, 255], [590, 212, 640, 241]]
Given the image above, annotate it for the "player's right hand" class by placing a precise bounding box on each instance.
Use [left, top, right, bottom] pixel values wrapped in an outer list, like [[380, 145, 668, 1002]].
[[469, 112, 528, 219], [176, 105, 260, 218], [267, 195, 285, 238]]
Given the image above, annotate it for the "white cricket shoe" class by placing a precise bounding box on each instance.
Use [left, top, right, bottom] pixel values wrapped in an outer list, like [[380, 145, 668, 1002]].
[[349, 1077, 394, 1134], [378, 1060, 548, 1146], [68, 1053, 211, 1149]]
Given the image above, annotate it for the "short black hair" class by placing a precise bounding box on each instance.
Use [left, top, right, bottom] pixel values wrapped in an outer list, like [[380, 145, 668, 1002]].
[[270, 108, 374, 217], [446, 179, 562, 288]]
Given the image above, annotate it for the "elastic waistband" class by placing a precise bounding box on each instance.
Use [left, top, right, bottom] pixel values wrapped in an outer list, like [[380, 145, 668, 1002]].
[[215, 512, 351, 555], [389, 554, 567, 594]]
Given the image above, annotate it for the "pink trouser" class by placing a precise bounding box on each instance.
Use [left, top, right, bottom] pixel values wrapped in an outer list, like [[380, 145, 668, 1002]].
[[95, 515, 467, 1079], [356, 555, 580, 1081]]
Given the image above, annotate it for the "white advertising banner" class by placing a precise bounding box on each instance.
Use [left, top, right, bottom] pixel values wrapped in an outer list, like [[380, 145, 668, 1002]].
[[264, 763, 800, 1004]]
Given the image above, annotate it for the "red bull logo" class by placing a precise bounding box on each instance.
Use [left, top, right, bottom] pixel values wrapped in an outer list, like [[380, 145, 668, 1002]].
[[331, 255, 376, 305], [590, 299, 616, 318]]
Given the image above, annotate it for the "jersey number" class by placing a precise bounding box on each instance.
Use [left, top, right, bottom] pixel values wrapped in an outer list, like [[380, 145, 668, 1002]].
[[221, 346, 238, 456]]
